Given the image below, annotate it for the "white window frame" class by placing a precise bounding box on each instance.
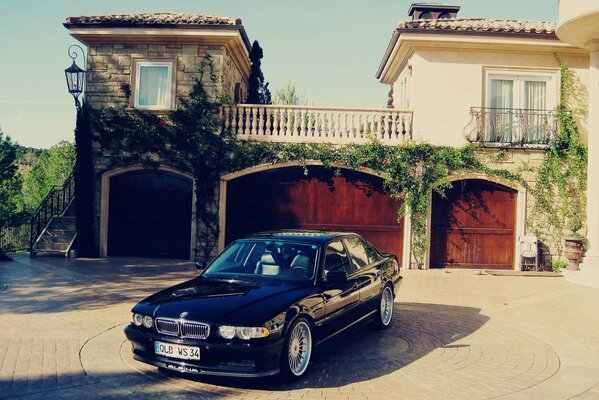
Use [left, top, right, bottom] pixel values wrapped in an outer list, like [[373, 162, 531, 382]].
[[484, 68, 559, 111], [132, 60, 175, 110]]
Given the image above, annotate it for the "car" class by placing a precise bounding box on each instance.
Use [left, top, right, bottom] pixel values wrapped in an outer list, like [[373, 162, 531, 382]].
[[124, 230, 402, 379]]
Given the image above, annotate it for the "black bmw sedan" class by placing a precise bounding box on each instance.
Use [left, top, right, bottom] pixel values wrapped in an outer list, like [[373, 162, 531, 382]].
[[125, 231, 402, 379]]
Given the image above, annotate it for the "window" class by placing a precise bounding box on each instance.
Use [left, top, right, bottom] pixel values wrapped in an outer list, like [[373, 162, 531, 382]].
[[133, 60, 175, 110], [485, 69, 558, 143], [324, 240, 352, 277], [344, 237, 370, 270]]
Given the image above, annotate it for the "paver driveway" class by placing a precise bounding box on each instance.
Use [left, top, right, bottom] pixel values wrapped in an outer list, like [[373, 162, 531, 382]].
[[1, 254, 599, 399]]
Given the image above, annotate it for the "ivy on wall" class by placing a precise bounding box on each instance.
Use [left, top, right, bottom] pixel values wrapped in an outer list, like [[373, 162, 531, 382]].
[[527, 62, 588, 260], [88, 78, 522, 264]]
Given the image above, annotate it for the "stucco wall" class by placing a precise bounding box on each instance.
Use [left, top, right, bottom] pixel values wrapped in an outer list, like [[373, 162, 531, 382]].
[[394, 48, 590, 147]]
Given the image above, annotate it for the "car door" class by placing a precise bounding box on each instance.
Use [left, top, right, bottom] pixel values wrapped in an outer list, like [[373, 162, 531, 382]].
[[343, 236, 385, 315], [319, 239, 361, 340]]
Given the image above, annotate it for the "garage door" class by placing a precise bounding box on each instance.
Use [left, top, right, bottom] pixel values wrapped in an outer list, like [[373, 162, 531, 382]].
[[225, 167, 403, 259], [107, 170, 193, 259], [430, 179, 516, 269]]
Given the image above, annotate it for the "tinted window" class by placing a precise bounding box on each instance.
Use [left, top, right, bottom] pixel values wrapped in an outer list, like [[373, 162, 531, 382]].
[[324, 240, 352, 277], [363, 240, 382, 263], [344, 237, 370, 270]]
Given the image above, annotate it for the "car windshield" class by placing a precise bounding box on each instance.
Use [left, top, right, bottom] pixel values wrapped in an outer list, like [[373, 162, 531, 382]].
[[203, 240, 319, 282]]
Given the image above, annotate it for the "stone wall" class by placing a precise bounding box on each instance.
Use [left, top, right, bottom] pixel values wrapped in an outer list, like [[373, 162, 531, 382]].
[[85, 41, 248, 259], [85, 42, 248, 109]]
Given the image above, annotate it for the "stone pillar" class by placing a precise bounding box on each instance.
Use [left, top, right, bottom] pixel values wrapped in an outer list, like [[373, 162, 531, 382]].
[[581, 46, 599, 269]]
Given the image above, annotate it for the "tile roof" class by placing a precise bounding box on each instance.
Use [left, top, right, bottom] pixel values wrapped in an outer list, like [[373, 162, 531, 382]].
[[397, 18, 556, 35], [65, 12, 242, 27]]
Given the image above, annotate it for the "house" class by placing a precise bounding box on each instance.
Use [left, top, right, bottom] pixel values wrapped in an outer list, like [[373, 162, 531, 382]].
[[46, 4, 596, 282], [376, 3, 590, 271]]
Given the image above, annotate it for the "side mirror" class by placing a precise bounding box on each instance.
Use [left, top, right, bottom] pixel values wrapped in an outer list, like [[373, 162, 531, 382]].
[[195, 261, 206, 272], [326, 270, 348, 284]]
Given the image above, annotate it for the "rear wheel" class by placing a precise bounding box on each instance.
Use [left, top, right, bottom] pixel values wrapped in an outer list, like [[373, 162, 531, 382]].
[[374, 284, 394, 329], [280, 317, 312, 378]]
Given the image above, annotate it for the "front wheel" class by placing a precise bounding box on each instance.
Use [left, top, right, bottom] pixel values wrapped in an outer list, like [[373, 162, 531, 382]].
[[280, 317, 313, 379], [374, 284, 394, 329]]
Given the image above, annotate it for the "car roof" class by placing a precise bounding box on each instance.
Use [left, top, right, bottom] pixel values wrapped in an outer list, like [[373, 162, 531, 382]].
[[240, 230, 357, 245]]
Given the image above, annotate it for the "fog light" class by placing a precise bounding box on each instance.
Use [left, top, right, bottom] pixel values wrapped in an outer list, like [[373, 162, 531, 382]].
[[142, 315, 153, 328]]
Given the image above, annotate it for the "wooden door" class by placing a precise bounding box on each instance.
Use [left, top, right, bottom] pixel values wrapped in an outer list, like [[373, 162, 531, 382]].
[[225, 167, 403, 259], [108, 170, 192, 259], [430, 179, 516, 269]]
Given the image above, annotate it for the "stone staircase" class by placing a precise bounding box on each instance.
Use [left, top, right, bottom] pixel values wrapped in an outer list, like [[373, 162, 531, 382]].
[[31, 201, 77, 257]]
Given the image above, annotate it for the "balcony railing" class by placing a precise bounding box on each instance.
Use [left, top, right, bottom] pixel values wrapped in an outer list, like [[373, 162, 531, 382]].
[[466, 107, 561, 147], [222, 104, 413, 145]]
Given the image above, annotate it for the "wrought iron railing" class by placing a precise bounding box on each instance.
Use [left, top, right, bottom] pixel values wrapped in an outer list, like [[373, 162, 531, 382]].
[[222, 104, 413, 145], [465, 107, 561, 146], [0, 218, 30, 254], [29, 171, 75, 254]]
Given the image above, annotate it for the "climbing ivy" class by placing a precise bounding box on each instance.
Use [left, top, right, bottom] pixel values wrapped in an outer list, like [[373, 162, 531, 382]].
[[90, 76, 521, 264], [528, 63, 588, 259]]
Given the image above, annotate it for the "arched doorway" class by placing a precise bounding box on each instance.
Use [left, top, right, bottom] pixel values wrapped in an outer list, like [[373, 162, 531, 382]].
[[430, 179, 517, 269], [223, 166, 403, 258], [107, 169, 193, 259]]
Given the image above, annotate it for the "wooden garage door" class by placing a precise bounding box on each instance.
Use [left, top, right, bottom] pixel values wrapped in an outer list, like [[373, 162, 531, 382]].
[[430, 179, 516, 269], [108, 170, 192, 259], [225, 167, 403, 259]]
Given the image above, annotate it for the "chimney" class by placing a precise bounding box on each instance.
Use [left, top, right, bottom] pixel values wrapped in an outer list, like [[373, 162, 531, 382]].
[[408, 3, 461, 20]]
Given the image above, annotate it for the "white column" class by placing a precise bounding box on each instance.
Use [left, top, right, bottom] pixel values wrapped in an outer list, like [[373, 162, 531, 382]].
[[581, 47, 599, 269]]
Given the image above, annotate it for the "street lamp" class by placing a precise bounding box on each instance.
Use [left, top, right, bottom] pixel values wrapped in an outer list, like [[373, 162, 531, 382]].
[[64, 45, 86, 110]]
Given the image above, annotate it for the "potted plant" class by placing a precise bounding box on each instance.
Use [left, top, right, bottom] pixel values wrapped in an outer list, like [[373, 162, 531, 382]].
[[563, 213, 585, 271]]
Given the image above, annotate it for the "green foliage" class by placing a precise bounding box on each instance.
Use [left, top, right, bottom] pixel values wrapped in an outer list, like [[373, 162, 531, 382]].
[[22, 141, 75, 211], [529, 64, 587, 259], [273, 81, 308, 106], [551, 260, 568, 272], [0, 127, 22, 224], [74, 103, 95, 257]]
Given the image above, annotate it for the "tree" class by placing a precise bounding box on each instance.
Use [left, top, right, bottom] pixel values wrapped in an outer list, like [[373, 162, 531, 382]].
[[273, 81, 308, 105], [246, 41, 271, 105], [0, 127, 21, 223], [22, 141, 75, 211]]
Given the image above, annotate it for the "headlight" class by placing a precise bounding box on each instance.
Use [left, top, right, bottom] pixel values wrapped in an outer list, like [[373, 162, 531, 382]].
[[217, 325, 269, 340], [142, 315, 153, 328], [218, 325, 236, 339], [133, 313, 143, 326]]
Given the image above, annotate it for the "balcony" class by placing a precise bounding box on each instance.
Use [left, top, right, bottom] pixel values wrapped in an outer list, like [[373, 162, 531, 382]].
[[465, 107, 560, 147], [222, 104, 413, 145]]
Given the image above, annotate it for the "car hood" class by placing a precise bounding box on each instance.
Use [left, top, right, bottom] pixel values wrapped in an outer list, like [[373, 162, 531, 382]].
[[135, 276, 315, 325]]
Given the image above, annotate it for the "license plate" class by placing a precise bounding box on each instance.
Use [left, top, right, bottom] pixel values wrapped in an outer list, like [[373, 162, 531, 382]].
[[154, 341, 200, 360]]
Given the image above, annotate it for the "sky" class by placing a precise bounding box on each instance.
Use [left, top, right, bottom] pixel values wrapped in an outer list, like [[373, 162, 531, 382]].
[[0, 0, 558, 149]]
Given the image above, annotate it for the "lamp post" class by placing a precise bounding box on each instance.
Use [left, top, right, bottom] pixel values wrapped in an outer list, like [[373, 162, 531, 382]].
[[64, 45, 86, 110]]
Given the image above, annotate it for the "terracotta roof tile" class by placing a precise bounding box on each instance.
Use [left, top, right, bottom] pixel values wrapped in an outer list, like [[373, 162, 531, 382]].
[[65, 12, 241, 27], [397, 18, 556, 35]]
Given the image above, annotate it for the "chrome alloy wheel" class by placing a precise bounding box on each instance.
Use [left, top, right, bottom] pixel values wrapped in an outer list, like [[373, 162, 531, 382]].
[[287, 320, 312, 376], [380, 285, 394, 326]]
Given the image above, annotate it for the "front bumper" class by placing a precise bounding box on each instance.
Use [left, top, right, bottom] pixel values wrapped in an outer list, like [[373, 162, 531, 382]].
[[392, 274, 403, 296], [124, 325, 283, 377]]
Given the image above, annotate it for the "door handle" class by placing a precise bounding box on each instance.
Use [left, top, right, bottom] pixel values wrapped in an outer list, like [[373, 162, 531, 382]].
[[352, 283, 359, 290]]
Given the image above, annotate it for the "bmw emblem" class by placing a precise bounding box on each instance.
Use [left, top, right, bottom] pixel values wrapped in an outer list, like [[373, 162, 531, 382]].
[[180, 311, 189, 318]]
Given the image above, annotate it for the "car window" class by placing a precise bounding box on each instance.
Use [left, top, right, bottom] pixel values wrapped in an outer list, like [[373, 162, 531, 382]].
[[203, 240, 318, 281], [362, 239, 382, 263], [324, 240, 353, 277], [344, 237, 370, 270]]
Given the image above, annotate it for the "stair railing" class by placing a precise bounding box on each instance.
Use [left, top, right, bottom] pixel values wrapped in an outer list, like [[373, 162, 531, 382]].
[[29, 171, 75, 255]]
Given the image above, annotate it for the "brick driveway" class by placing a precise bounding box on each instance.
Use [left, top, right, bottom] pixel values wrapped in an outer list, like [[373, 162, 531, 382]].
[[1, 255, 599, 399]]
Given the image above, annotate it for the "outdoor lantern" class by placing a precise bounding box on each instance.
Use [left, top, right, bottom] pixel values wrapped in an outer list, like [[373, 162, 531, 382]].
[[64, 45, 86, 110]]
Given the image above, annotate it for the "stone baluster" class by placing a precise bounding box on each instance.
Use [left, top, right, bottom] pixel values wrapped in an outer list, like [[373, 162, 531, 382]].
[[230, 106, 237, 134], [251, 107, 258, 136], [243, 107, 251, 136], [257, 107, 264, 136], [292, 109, 299, 136], [265, 107, 272, 136], [307, 110, 314, 137], [299, 109, 306, 137]]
